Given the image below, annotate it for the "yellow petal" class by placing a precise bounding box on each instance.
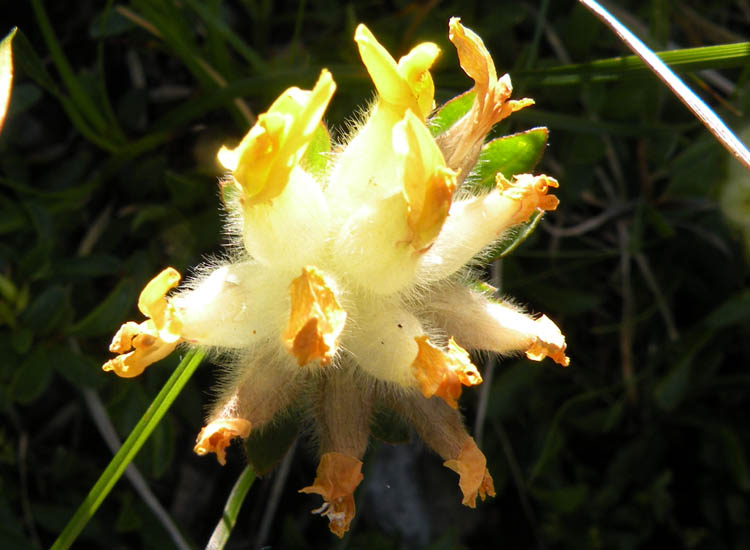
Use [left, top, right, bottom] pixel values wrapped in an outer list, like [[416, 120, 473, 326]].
[[219, 70, 336, 205], [194, 418, 252, 466], [299, 452, 363, 538], [102, 320, 179, 378], [137, 267, 182, 343], [496, 173, 560, 225], [443, 437, 496, 508], [0, 28, 15, 134], [394, 110, 458, 251], [283, 266, 346, 366], [525, 314, 570, 367], [102, 268, 184, 378], [355, 24, 439, 119], [412, 336, 482, 408]]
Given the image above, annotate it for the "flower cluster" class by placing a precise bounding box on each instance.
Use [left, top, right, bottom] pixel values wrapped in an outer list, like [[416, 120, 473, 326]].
[[103, 18, 569, 537]]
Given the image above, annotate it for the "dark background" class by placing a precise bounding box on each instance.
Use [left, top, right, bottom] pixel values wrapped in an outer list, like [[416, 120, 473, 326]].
[[1, 1, 749, 548]]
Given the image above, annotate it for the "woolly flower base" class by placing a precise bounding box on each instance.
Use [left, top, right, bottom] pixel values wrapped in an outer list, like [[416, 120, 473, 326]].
[[102, 18, 569, 537]]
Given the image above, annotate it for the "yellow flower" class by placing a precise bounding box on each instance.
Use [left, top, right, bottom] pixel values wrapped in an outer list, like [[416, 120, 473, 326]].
[[101, 20, 569, 538]]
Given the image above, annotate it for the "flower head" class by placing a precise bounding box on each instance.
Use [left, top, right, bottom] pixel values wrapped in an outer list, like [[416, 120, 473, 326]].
[[102, 19, 569, 538]]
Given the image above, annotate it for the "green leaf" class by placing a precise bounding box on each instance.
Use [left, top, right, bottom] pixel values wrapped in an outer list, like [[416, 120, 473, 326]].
[[703, 291, 750, 329], [51, 348, 205, 550], [429, 90, 475, 137], [244, 411, 299, 476], [470, 127, 549, 189], [68, 278, 137, 337], [50, 347, 105, 390], [10, 327, 33, 354], [30, 0, 119, 139], [654, 333, 711, 411], [9, 348, 54, 404], [89, 8, 136, 39], [21, 285, 68, 334]]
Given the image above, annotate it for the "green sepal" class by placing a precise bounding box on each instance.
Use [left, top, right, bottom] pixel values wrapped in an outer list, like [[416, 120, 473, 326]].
[[301, 123, 332, 179], [470, 127, 549, 190], [429, 90, 475, 137]]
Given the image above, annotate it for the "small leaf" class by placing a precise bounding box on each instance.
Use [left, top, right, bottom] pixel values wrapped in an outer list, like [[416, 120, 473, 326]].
[[10, 348, 54, 404], [244, 412, 299, 476], [429, 90, 475, 137], [89, 8, 136, 39], [10, 327, 33, 354], [654, 333, 711, 411], [703, 291, 750, 329], [68, 278, 137, 337], [50, 347, 105, 390], [21, 285, 69, 334], [470, 127, 549, 189]]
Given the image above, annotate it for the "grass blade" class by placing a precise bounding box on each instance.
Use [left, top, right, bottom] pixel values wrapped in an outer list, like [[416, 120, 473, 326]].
[[579, 0, 750, 171], [30, 0, 117, 139], [50, 348, 206, 550], [516, 42, 750, 86], [205, 465, 256, 550]]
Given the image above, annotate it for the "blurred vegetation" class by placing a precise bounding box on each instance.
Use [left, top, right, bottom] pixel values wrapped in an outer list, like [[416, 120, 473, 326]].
[[1, 0, 749, 548]]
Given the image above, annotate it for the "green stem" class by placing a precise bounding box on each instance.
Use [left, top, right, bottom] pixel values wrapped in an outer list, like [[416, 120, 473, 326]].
[[205, 465, 256, 550], [51, 349, 206, 550]]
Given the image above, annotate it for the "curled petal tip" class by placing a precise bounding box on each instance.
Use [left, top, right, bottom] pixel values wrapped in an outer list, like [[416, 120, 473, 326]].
[[496, 173, 561, 224], [525, 314, 570, 367], [300, 452, 363, 538], [194, 418, 252, 466], [443, 438, 496, 508]]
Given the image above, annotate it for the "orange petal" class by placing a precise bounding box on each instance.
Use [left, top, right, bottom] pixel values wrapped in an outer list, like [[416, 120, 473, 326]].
[[412, 336, 482, 408], [525, 314, 570, 367], [283, 267, 346, 366], [443, 437, 496, 508], [193, 418, 252, 466], [441, 19, 535, 170], [299, 452, 363, 538], [448, 17, 497, 96], [496, 173, 560, 226]]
